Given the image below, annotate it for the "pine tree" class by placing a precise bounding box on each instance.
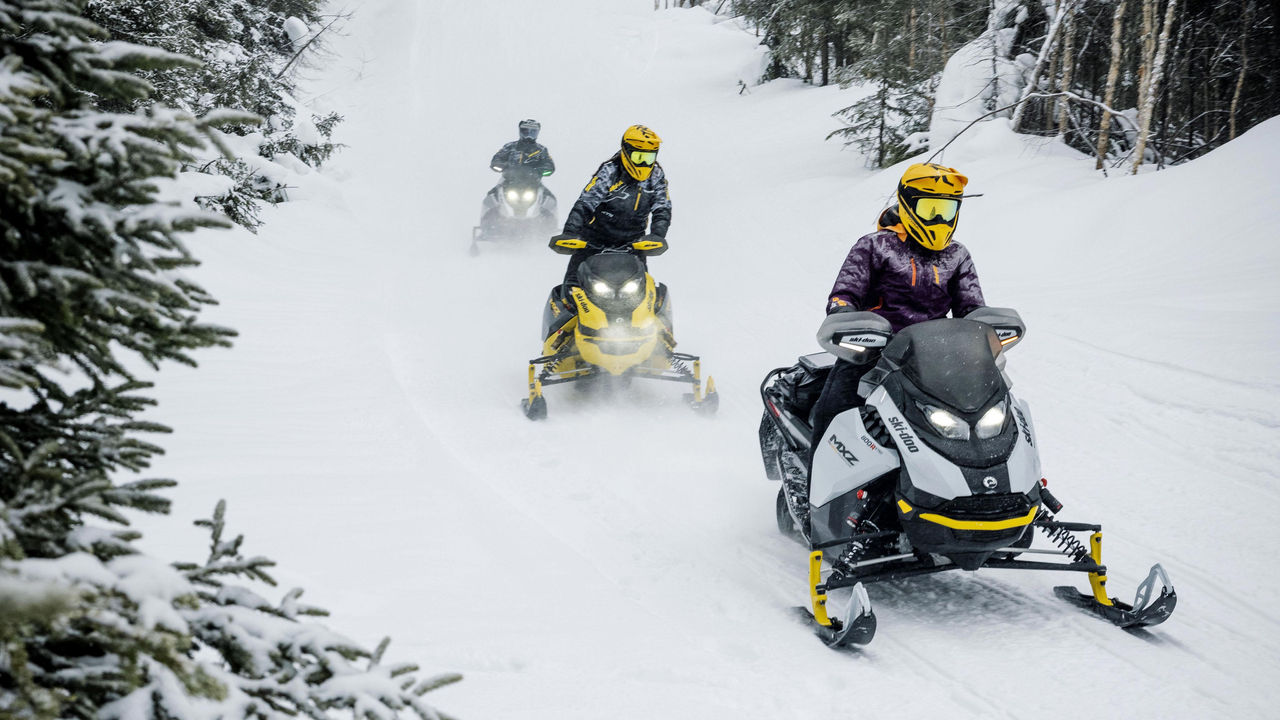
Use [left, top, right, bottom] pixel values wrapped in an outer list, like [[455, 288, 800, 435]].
[[83, 0, 345, 229], [0, 3, 454, 717]]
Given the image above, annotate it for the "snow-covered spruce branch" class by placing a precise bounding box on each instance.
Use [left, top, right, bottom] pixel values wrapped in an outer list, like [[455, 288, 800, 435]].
[[276, 12, 349, 80]]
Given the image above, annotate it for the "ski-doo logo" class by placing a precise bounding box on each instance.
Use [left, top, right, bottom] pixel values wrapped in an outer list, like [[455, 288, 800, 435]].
[[860, 435, 878, 451], [1013, 406, 1033, 446], [887, 416, 920, 453], [982, 476, 998, 490], [827, 435, 859, 467], [840, 334, 885, 346], [998, 328, 1018, 341]]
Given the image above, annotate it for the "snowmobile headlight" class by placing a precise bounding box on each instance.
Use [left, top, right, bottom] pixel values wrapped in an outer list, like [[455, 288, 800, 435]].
[[592, 281, 612, 296], [975, 401, 1007, 439], [620, 280, 640, 295], [920, 404, 970, 441], [505, 189, 519, 203], [522, 190, 536, 202]]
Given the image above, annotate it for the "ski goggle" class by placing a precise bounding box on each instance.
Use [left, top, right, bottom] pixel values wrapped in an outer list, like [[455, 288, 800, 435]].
[[628, 150, 657, 166], [913, 197, 959, 223]]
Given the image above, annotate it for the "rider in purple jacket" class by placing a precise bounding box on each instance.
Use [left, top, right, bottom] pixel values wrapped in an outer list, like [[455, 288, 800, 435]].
[[810, 163, 986, 461]]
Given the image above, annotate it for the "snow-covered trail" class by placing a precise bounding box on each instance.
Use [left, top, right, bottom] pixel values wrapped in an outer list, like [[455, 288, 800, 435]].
[[138, 1, 1280, 717]]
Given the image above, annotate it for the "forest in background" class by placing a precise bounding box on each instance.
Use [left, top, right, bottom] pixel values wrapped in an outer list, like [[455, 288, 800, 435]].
[[731, 0, 1279, 170]]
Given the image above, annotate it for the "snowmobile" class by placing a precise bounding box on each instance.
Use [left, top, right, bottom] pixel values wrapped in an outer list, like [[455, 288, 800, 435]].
[[471, 165, 557, 252], [757, 308, 1176, 648], [521, 236, 717, 419]]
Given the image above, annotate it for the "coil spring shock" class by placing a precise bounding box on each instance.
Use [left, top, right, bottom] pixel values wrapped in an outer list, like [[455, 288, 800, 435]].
[[1034, 508, 1089, 562], [668, 355, 691, 377]]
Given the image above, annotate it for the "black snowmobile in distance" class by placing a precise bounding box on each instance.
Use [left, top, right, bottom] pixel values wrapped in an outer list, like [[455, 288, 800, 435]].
[[757, 308, 1176, 648], [522, 235, 717, 419], [471, 164, 557, 253]]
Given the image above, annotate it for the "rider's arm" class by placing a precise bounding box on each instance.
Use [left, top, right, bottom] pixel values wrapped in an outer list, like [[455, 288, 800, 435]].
[[948, 247, 986, 317], [648, 170, 671, 238], [490, 143, 515, 170], [562, 164, 616, 235], [826, 234, 876, 313]]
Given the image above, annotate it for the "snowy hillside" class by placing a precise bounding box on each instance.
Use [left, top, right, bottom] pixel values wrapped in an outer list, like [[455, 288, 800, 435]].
[[136, 1, 1280, 717]]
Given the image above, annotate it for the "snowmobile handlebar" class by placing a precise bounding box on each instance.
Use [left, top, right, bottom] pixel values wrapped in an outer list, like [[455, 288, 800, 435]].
[[816, 312, 894, 364], [548, 235, 668, 256]]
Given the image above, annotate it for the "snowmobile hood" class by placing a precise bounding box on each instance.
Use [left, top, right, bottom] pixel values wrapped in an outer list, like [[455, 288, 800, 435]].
[[882, 318, 1004, 413]]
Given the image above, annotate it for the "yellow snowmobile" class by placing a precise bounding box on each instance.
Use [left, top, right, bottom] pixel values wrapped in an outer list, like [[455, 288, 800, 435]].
[[521, 236, 717, 420]]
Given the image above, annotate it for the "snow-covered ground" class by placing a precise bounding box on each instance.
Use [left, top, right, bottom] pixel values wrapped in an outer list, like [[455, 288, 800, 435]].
[[136, 1, 1280, 717]]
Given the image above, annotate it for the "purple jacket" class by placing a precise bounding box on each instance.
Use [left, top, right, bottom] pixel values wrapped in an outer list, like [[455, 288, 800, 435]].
[[827, 228, 985, 332]]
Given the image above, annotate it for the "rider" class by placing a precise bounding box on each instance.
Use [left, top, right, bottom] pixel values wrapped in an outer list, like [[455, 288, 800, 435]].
[[553, 125, 671, 286], [491, 118, 555, 179], [808, 162, 987, 464]]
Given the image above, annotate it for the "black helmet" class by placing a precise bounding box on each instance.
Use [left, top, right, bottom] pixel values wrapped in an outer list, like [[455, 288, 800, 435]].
[[518, 119, 540, 141]]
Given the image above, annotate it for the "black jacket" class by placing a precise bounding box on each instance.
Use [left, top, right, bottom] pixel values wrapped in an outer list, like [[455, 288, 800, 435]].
[[563, 154, 671, 246], [491, 139, 555, 178]]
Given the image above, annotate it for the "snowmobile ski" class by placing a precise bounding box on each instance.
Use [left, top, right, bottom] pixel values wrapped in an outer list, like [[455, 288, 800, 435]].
[[803, 550, 876, 647], [1054, 562, 1177, 629]]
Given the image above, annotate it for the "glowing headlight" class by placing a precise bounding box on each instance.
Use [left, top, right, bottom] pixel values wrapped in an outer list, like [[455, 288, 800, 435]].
[[921, 404, 969, 441], [975, 401, 1007, 439], [592, 281, 612, 296], [505, 190, 519, 202], [522, 190, 535, 202], [620, 280, 640, 295]]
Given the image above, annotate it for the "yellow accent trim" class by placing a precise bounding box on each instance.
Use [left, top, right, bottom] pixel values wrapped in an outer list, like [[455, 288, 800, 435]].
[[1000, 335, 1020, 346], [610, 181, 624, 191], [917, 506, 1037, 531], [897, 499, 913, 514], [526, 150, 541, 158], [933, 265, 940, 285], [1088, 532, 1114, 606], [555, 238, 588, 250], [585, 177, 597, 192], [634, 190, 641, 211], [631, 239, 665, 252], [809, 551, 832, 627]]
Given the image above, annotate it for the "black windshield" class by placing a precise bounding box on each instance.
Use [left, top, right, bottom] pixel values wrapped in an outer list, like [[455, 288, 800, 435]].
[[882, 318, 1004, 413]]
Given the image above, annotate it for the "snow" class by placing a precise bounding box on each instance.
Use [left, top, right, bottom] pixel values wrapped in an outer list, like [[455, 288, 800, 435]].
[[131, 1, 1280, 718]]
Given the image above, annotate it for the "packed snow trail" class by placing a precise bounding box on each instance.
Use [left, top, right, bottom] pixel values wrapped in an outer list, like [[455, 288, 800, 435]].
[[138, 1, 1280, 717]]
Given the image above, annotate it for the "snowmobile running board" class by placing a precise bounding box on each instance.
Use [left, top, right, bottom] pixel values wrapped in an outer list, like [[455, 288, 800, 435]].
[[803, 525, 1176, 647]]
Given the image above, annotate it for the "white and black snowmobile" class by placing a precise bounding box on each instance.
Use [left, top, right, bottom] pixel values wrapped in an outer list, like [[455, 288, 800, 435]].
[[472, 165, 557, 252], [757, 308, 1177, 648]]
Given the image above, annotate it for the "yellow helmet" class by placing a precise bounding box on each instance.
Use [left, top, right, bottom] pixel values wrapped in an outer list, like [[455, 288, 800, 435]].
[[896, 163, 968, 251], [620, 125, 661, 181]]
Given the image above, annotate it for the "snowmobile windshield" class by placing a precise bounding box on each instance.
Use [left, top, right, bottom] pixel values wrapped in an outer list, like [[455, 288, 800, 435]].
[[882, 318, 1004, 414], [578, 253, 647, 313]]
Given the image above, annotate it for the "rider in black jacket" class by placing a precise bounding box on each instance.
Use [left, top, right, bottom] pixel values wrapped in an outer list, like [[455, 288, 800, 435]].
[[490, 118, 555, 179], [556, 125, 671, 285]]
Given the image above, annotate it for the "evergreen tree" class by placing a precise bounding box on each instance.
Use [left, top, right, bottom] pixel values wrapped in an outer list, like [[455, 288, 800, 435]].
[[83, 0, 344, 229], [0, 3, 454, 717]]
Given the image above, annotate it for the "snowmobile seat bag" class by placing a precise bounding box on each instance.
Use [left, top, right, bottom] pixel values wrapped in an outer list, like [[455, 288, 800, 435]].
[[779, 352, 834, 421]]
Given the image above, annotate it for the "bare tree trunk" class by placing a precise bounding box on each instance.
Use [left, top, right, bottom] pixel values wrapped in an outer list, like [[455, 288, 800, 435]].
[[1096, 0, 1128, 168], [1056, 8, 1077, 137], [1131, 0, 1178, 173], [908, 7, 917, 69], [1229, 0, 1254, 140], [1136, 0, 1156, 109], [1011, 0, 1079, 132]]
